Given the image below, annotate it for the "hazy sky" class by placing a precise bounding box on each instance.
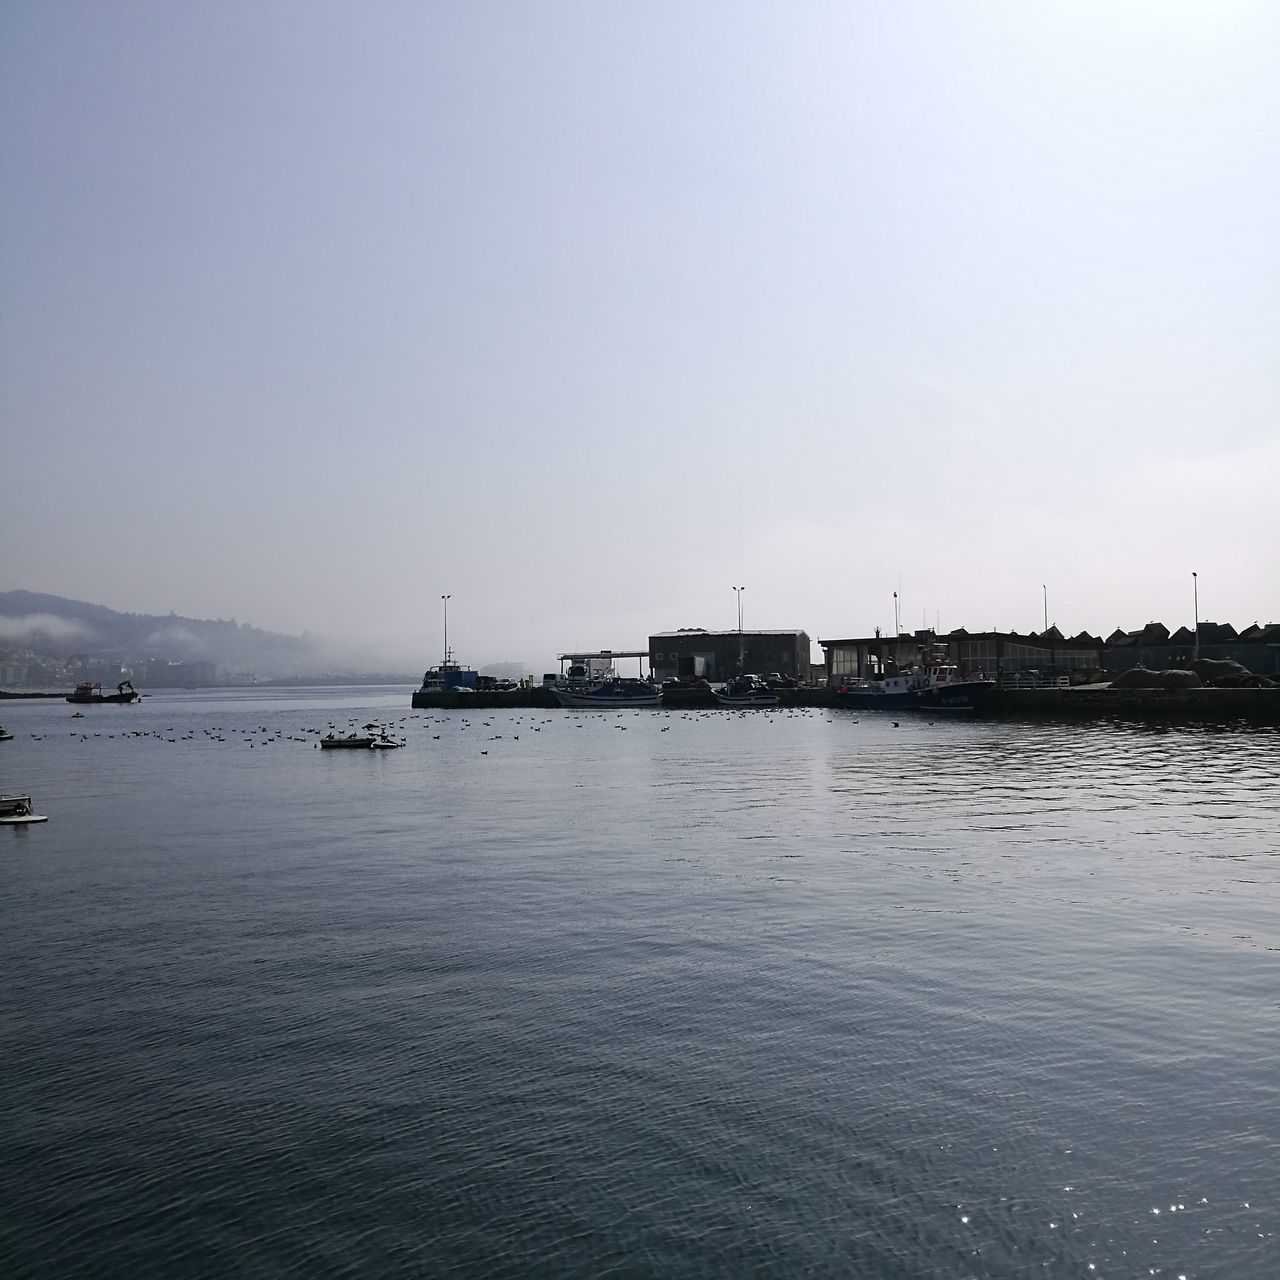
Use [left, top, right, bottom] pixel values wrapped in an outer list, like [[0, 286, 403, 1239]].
[[3, 2, 1277, 672]]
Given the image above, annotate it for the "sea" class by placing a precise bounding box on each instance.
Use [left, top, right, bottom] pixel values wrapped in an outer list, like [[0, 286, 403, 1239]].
[[1, 687, 1277, 1278]]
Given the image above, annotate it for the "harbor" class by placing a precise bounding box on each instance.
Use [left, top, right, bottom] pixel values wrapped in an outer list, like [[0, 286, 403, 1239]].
[[407, 617, 1280, 723]]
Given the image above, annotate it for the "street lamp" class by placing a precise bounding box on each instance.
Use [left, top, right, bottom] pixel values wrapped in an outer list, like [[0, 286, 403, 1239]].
[[1043, 584, 1048, 633], [441, 594, 451, 666], [1192, 572, 1199, 661], [733, 586, 746, 672]]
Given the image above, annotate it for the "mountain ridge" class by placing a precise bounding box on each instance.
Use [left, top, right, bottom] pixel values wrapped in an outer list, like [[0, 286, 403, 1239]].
[[0, 589, 318, 677]]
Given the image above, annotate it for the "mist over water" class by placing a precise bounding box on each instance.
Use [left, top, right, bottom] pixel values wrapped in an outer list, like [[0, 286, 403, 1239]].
[[2, 689, 1277, 1277]]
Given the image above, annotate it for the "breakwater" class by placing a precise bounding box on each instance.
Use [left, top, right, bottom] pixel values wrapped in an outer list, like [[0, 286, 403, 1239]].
[[992, 685, 1280, 724]]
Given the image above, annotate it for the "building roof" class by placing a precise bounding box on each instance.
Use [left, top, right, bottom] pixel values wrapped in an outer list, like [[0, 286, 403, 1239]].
[[650, 629, 808, 639]]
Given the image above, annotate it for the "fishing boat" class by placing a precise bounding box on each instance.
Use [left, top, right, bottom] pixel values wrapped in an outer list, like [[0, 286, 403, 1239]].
[[713, 675, 778, 708], [914, 667, 998, 712], [369, 734, 405, 750], [834, 672, 919, 710], [551, 678, 662, 708], [0, 726, 13, 742], [411, 658, 480, 708], [66, 680, 139, 705], [836, 655, 996, 712], [1, 794, 48, 825]]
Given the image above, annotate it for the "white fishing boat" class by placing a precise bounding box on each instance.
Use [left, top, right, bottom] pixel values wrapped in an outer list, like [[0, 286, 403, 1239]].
[[1, 794, 48, 824]]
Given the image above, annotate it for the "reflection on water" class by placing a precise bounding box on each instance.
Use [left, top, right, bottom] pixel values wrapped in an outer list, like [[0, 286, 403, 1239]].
[[1, 691, 1277, 1277]]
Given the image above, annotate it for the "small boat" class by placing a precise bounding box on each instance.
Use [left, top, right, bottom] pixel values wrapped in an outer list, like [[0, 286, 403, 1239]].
[[369, 734, 405, 750], [713, 674, 778, 708], [0, 726, 14, 742], [1, 794, 48, 825], [551, 678, 662, 708], [66, 680, 139, 705], [320, 732, 376, 749]]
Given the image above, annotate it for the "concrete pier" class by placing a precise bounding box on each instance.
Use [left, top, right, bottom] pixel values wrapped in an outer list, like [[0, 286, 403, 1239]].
[[989, 685, 1280, 724]]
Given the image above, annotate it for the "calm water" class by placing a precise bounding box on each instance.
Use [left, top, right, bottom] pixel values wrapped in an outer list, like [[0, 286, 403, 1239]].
[[1, 688, 1277, 1277]]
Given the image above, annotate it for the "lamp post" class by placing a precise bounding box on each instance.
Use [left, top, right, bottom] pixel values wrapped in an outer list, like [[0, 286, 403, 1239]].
[[733, 586, 745, 672], [892, 590, 900, 674], [1192, 572, 1199, 661], [1043, 584, 1048, 633], [441, 594, 451, 666]]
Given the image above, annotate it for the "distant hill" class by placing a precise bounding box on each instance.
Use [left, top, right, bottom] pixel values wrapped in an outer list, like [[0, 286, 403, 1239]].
[[0, 590, 317, 677]]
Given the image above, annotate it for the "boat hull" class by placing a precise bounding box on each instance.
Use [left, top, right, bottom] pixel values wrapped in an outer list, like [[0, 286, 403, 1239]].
[[551, 688, 661, 709], [65, 692, 138, 704], [320, 736, 376, 749], [914, 680, 999, 712], [712, 693, 778, 708]]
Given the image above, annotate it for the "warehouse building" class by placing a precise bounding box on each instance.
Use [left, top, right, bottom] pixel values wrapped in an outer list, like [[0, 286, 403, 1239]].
[[649, 629, 811, 683]]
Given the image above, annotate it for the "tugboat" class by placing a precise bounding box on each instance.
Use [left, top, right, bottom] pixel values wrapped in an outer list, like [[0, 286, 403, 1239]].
[[66, 680, 139, 705]]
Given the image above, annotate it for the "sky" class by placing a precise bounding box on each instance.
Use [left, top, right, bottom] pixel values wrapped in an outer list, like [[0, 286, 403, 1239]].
[[3, 1, 1277, 674]]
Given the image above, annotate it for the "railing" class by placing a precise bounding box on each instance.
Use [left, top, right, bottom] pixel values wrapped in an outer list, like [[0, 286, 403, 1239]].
[[998, 672, 1071, 690]]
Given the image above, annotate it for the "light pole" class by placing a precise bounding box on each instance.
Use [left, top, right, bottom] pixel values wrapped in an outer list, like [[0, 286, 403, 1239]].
[[1043, 584, 1048, 633], [733, 586, 745, 672], [441, 594, 451, 666], [1192, 572, 1199, 661]]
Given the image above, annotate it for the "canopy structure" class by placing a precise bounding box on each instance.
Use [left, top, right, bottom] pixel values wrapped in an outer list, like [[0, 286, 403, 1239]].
[[556, 649, 650, 678]]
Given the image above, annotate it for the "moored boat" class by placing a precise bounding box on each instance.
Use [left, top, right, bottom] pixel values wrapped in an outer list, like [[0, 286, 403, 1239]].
[[713, 675, 779, 708], [411, 659, 479, 708], [914, 672, 998, 712], [552, 678, 662, 708], [835, 656, 996, 712]]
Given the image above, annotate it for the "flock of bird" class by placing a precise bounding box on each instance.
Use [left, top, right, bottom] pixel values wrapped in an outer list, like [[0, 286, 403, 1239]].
[[8, 705, 919, 755]]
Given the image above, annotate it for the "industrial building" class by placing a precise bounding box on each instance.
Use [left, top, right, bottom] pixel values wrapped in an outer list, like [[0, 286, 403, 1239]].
[[819, 628, 1105, 686], [649, 629, 811, 683]]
